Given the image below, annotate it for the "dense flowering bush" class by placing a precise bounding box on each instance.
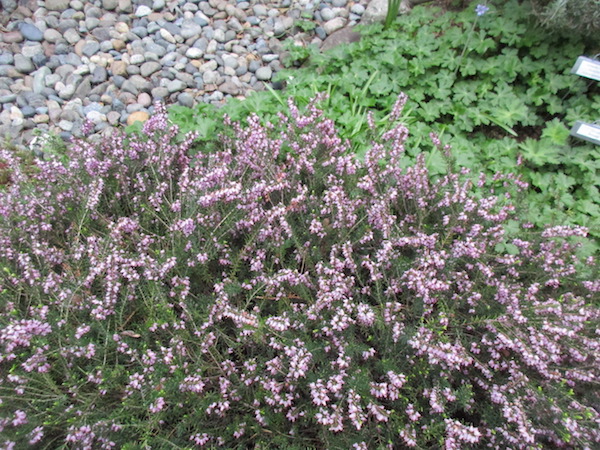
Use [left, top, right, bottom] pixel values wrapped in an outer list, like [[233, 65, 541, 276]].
[[0, 96, 598, 449]]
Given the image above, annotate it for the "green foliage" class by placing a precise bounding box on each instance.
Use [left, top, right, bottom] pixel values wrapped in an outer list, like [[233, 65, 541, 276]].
[[385, 0, 402, 29], [295, 19, 317, 32], [282, 40, 320, 67], [172, 0, 599, 245]]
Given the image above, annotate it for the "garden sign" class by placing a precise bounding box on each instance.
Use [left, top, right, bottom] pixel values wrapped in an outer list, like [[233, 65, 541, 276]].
[[570, 56, 600, 145]]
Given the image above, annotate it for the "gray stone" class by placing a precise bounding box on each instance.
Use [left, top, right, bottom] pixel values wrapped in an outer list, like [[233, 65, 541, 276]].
[[199, 59, 218, 73], [82, 41, 101, 58], [140, 61, 161, 77], [222, 55, 239, 69], [227, 17, 244, 32], [120, 80, 138, 95], [107, 111, 120, 125], [207, 91, 224, 102], [153, 0, 165, 10], [181, 19, 202, 40], [100, 41, 114, 52], [220, 80, 240, 95], [255, 66, 272, 81], [91, 66, 108, 83], [185, 47, 203, 59], [57, 19, 79, 34], [160, 28, 176, 44], [274, 16, 294, 36], [177, 92, 194, 107], [102, 0, 118, 10], [82, 102, 102, 115], [14, 55, 35, 74], [182, 2, 199, 12], [86, 110, 106, 124], [202, 70, 219, 84], [213, 29, 226, 43], [362, 0, 408, 25], [86, 6, 103, 18], [176, 72, 194, 86], [86, 18, 100, 31], [206, 39, 218, 54], [0, 94, 17, 104], [332, 0, 347, 6], [323, 18, 346, 35], [248, 60, 260, 73], [131, 26, 148, 38], [58, 83, 76, 100], [19, 23, 44, 42], [145, 43, 167, 57], [0, 53, 14, 65], [130, 75, 152, 92], [253, 4, 267, 16], [130, 54, 145, 65], [192, 37, 209, 52], [43, 29, 63, 43], [235, 65, 247, 76], [32, 67, 51, 94], [167, 79, 186, 93], [351, 4, 365, 15], [262, 54, 279, 63], [64, 29, 81, 45], [315, 26, 327, 40], [321, 8, 336, 21], [118, 0, 132, 13], [320, 27, 362, 53], [151, 86, 169, 99], [20, 42, 42, 59], [58, 120, 74, 131], [45, 0, 70, 10], [21, 106, 36, 118], [135, 5, 152, 17], [0, 0, 16, 11], [74, 77, 92, 98], [62, 53, 82, 67]]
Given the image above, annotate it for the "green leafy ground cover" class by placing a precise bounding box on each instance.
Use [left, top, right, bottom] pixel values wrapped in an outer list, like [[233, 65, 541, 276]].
[[168, 0, 600, 252]]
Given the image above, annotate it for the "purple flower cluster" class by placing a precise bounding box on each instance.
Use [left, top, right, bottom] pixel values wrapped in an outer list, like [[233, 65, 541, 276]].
[[0, 96, 598, 448]]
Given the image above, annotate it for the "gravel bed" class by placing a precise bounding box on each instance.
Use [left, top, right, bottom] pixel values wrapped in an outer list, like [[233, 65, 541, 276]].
[[0, 0, 380, 148]]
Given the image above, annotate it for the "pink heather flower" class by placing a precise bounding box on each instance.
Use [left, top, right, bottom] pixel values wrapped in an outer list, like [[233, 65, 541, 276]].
[[28, 426, 44, 444], [21, 346, 50, 373], [190, 433, 211, 446], [0, 319, 52, 354], [149, 397, 166, 413], [389, 92, 408, 122], [233, 423, 246, 439], [347, 390, 367, 430], [368, 402, 390, 422], [356, 303, 376, 326], [315, 405, 344, 432], [399, 425, 418, 447], [309, 379, 330, 406], [445, 419, 482, 449], [406, 403, 421, 421], [12, 410, 27, 427], [75, 324, 91, 339]]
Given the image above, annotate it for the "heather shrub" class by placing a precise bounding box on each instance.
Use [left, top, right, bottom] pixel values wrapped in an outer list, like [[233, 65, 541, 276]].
[[0, 98, 599, 449], [530, 0, 600, 35]]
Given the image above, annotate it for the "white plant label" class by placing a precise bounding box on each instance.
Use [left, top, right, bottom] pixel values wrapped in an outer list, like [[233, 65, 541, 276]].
[[570, 121, 600, 145], [571, 56, 600, 81]]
